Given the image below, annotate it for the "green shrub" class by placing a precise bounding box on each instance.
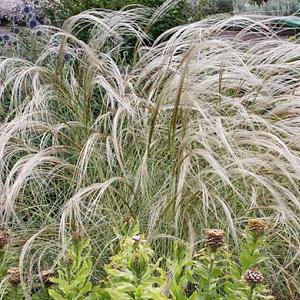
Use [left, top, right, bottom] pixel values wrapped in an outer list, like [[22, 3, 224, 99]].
[[48, 236, 94, 300], [48, 0, 233, 40], [48, 219, 273, 299], [48, 0, 190, 40]]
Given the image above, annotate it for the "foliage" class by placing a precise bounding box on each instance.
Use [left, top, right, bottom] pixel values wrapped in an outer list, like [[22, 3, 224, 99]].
[[0, 8, 300, 300], [0, 0, 59, 23], [50, 0, 230, 39], [48, 236, 94, 300], [0, 2, 53, 59], [47, 220, 273, 300]]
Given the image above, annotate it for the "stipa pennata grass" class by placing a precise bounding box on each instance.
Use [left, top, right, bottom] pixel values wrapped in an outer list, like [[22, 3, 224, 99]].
[[0, 9, 299, 299]]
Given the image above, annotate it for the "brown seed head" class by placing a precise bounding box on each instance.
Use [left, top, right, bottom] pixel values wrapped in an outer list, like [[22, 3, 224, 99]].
[[65, 254, 73, 265], [123, 215, 133, 225], [7, 267, 21, 285], [205, 229, 225, 251], [41, 270, 55, 285], [244, 269, 264, 287], [248, 219, 268, 235], [0, 231, 9, 248], [71, 231, 81, 241]]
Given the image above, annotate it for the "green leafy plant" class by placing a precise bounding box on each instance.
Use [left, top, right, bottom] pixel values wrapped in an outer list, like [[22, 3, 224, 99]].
[[0, 231, 26, 300], [48, 220, 273, 300], [100, 223, 168, 299], [167, 224, 273, 299], [48, 234, 94, 300], [53, 0, 190, 38]]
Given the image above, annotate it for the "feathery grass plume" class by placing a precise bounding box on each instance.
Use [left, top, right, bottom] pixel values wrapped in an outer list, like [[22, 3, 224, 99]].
[[0, 8, 300, 299]]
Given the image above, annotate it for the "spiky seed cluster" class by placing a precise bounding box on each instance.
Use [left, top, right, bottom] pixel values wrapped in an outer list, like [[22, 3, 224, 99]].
[[63, 53, 73, 63], [7, 267, 21, 285], [0, 231, 9, 248], [205, 229, 225, 251], [244, 269, 264, 287], [44, 18, 51, 26], [41, 270, 55, 285], [248, 219, 267, 235]]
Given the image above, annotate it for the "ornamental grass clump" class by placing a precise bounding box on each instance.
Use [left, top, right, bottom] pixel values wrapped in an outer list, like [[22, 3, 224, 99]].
[[40, 270, 55, 285], [0, 5, 300, 299]]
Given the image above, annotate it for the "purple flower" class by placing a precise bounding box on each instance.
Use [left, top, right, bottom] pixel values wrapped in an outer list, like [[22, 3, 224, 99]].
[[13, 28, 20, 34], [63, 53, 73, 62], [23, 5, 33, 15], [3, 34, 10, 41], [28, 18, 39, 29]]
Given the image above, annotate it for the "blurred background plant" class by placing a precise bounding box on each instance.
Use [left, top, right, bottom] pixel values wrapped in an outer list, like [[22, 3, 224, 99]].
[[43, 0, 234, 40], [235, 0, 300, 15], [0, 2, 55, 60], [0, 0, 59, 24]]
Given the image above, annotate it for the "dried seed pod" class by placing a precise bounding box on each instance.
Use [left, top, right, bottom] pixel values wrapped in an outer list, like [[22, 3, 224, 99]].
[[205, 229, 225, 252], [7, 267, 21, 285], [244, 269, 264, 287], [0, 231, 9, 248], [123, 215, 133, 226], [248, 219, 268, 235], [71, 231, 81, 241]]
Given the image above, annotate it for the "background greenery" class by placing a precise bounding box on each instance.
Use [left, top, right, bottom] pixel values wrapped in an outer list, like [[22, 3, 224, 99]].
[[50, 0, 233, 39]]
